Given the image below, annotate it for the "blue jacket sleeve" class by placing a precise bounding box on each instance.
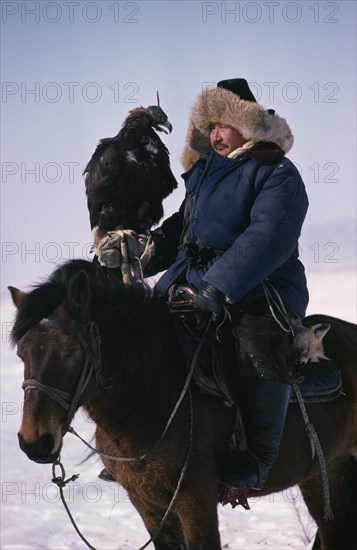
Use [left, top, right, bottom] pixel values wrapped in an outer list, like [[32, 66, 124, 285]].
[[144, 200, 185, 276], [203, 162, 308, 303]]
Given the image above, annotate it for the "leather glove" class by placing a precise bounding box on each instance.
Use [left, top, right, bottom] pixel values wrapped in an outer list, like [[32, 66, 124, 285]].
[[194, 282, 225, 321], [96, 229, 140, 268]]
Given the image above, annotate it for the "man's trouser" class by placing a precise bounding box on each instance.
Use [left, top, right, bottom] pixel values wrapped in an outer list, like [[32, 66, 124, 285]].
[[222, 307, 292, 490]]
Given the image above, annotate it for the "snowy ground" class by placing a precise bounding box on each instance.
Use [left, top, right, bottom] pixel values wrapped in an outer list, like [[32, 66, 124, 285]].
[[1, 269, 356, 550]]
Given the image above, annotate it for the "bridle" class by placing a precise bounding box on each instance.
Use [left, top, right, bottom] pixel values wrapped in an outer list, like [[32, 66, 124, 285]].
[[20, 314, 213, 550], [22, 318, 111, 435]]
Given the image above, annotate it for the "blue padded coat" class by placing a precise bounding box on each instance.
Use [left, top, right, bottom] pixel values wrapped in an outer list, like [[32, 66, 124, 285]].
[[156, 151, 309, 318]]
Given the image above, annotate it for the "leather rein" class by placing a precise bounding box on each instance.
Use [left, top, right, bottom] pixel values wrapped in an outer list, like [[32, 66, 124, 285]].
[[20, 313, 209, 550], [21, 312, 202, 461]]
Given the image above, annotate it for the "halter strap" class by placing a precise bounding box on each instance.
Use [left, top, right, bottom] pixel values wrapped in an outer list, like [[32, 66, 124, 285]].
[[22, 319, 109, 434], [22, 381, 72, 411]]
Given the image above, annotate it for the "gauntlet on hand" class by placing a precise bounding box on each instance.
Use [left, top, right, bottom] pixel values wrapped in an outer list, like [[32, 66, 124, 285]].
[[195, 282, 225, 321], [96, 229, 159, 275], [96, 229, 140, 268]]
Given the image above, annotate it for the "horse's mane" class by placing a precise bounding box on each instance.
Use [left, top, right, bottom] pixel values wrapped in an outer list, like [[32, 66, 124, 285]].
[[11, 259, 170, 427]]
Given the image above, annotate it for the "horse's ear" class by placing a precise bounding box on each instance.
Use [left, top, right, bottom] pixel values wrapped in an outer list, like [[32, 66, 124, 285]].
[[8, 286, 27, 308], [66, 271, 91, 317]]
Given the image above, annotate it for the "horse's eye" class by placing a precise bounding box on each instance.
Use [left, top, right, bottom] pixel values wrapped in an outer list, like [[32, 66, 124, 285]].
[[62, 348, 80, 361], [17, 350, 24, 360]]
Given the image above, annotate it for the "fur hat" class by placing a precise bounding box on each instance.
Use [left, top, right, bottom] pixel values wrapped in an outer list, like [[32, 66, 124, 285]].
[[181, 79, 294, 171]]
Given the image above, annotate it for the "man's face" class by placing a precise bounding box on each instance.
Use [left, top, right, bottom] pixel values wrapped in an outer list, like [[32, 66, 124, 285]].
[[209, 124, 247, 156]]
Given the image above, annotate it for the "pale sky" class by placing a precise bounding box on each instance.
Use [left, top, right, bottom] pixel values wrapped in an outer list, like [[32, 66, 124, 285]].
[[1, 0, 356, 291]]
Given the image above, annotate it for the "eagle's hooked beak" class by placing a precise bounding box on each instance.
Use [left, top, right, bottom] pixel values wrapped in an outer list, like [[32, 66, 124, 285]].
[[147, 92, 173, 134], [157, 120, 173, 134]]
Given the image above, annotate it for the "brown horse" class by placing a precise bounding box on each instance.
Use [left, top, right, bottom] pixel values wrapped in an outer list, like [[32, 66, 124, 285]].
[[9, 259, 357, 550]]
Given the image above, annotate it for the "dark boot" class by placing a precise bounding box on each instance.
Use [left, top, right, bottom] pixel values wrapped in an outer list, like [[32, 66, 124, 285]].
[[98, 468, 115, 482], [222, 378, 291, 490]]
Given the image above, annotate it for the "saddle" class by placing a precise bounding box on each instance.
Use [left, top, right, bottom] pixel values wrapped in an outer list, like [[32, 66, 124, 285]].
[[167, 285, 343, 404], [168, 285, 234, 404]]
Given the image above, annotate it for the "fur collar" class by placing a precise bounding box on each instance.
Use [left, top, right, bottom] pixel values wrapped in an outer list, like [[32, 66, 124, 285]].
[[181, 87, 294, 171]]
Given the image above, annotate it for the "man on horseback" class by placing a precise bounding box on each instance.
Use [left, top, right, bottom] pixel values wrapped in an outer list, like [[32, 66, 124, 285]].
[[145, 78, 309, 492]]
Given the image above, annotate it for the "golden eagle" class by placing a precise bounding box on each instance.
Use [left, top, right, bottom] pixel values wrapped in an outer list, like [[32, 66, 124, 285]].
[[84, 95, 178, 240]]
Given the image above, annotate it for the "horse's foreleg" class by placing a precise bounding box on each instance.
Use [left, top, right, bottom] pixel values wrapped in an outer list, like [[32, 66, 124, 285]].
[[311, 531, 322, 550], [176, 490, 221, 550], [128, 493, 186, 549], [299, 455, 357, 550]]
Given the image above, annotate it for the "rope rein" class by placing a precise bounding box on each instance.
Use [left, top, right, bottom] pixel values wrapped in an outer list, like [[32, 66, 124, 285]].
[[41, 315, 212, 550], [67, 317, 212, 463], [52, 385, 194, 550], [291, 381, 334, 521], [52, 461, 96, 550], [262, 280, 333, 521], [261, 280, 296, 336], [137, 386, 193, 550], [25, 281, 334, 550]]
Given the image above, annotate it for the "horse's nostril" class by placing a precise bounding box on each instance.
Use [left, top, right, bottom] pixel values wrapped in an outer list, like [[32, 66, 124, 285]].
[[18, 432, 59, 463]]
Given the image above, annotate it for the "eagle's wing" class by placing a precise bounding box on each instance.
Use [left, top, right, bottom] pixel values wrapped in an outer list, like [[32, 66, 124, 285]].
[[84, 139, 123, 230], [84, 109, 177, 235]]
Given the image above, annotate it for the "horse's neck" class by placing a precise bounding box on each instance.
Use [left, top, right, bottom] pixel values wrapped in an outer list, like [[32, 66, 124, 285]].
[[84, 323, 186, 450]]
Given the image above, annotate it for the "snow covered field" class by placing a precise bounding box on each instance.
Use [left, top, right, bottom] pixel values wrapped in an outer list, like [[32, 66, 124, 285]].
[[1, 269, 355, 550]]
